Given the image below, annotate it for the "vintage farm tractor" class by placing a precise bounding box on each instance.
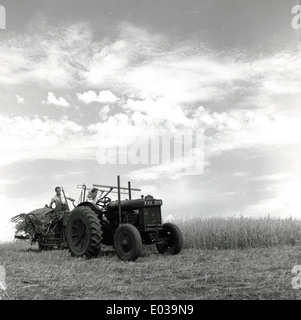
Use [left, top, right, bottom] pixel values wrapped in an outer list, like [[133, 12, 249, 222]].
[[66, 176, 183, 261]]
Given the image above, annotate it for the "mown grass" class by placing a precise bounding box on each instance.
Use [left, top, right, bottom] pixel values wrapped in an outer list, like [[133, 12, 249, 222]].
[[1, 217, 301, 300], [1, 241, 301, 300], [178, 216, 301, 250]]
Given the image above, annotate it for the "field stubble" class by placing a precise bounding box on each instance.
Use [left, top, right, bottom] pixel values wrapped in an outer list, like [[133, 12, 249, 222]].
[[1, 217, 301, 300]]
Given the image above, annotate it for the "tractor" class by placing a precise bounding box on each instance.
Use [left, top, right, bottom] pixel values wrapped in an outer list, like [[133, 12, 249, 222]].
[[66, 176, 183, 261]]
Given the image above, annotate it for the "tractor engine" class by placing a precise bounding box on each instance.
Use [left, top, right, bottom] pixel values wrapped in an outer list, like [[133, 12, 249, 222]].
[[105, 195, 163, 233]]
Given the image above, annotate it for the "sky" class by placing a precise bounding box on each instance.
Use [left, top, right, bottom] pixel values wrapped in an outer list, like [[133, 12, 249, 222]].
[[1, 0, 301, 241]]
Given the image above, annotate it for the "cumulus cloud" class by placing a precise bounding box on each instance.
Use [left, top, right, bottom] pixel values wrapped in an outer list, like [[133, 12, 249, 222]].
[[43, 92, 70, 107], [123, 98, 191, 126], [77, 90, 119, 104], [0, 115, 86, 167]]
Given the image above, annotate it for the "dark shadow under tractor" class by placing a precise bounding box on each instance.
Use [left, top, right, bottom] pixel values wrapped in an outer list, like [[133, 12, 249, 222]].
[[66, 176, 183, 261]]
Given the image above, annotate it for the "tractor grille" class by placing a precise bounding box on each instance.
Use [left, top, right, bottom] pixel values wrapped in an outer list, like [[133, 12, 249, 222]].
[[144, 207, 162, 227]]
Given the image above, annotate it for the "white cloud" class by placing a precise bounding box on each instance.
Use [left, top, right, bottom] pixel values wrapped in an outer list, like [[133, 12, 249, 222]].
[[99, 105, 110, 120], [43, 92, 70, 108], [124, 98, 191, 126], [77, 90, 119, 104], [16, 95, 24, 104], [0, 115, 87, 167]]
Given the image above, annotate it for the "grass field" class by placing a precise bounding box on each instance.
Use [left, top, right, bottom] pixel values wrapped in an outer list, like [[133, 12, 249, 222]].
[[1, 217, 301, 300]]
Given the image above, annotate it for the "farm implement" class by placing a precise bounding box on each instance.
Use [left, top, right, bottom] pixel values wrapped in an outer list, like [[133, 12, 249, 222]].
[[11, 207, 70, 250]]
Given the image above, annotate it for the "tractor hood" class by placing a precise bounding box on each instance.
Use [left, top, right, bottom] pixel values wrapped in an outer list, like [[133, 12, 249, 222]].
[[107, 197, 163, 212]]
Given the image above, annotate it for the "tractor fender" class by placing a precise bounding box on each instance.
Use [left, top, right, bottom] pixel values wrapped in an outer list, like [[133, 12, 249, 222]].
[[75, 202, 102, 216]]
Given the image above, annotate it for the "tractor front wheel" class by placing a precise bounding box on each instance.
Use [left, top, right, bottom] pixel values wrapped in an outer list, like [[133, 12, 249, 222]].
[[114, 224, 142, 261], [156, 223, 183, 255], [66, 206, 102, 258]]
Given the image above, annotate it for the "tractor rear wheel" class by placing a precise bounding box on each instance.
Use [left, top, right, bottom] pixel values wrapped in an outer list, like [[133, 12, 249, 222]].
[[66, 206, 102, 258], [114, 224, 142, 261], [156, 223, 183, 255]]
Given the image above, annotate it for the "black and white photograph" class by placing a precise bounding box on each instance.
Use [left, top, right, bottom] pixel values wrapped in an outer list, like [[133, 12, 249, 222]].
[[1, 0, 301, 303]]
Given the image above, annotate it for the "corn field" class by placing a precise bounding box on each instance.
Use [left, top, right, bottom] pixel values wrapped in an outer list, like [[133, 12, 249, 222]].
[[178, 216, 301, 250]]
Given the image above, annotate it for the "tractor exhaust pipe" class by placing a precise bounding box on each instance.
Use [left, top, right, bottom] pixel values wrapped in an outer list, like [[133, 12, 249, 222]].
[[117, 175, 122, 225], [128, 181, 132, 200]]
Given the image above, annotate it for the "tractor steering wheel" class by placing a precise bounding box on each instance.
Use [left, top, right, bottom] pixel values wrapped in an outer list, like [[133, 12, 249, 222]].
[[96, 196, 111, 207]]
